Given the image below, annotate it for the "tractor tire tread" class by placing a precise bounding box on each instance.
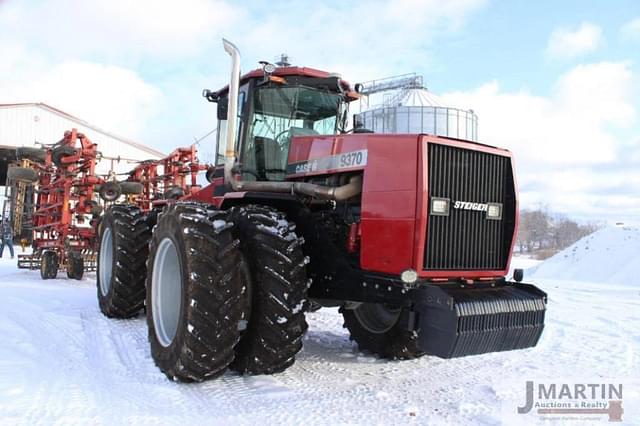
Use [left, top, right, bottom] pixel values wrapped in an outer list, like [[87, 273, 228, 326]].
[[229, 204, 309, 375], [98, 204, 151, 318], [146, 202, 244, 382]]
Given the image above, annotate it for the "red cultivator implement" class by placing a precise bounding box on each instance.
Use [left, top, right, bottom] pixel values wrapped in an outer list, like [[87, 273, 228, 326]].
[[17, 129, 105, 279], [123, 145, 208, 212], [11, 128, 206, 281]]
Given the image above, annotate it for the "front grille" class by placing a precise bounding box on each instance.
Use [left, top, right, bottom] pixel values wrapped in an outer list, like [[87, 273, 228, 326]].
[[424, 143, 515, 270]]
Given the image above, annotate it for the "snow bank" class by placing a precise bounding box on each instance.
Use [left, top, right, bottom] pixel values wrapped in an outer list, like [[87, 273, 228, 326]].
[[529, 226, 640, 285]]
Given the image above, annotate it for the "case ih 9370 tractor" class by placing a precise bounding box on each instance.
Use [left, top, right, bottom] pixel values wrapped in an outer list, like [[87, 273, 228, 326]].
[[96, 39, 546, 382]]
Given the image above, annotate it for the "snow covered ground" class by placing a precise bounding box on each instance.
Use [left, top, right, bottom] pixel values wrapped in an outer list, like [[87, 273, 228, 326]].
[[529, 226, 640, 285], [0, 228, 639, 425]]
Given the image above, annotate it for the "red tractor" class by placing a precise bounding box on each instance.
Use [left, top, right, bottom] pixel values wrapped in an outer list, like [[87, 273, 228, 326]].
[[96, 40, 546, 382]]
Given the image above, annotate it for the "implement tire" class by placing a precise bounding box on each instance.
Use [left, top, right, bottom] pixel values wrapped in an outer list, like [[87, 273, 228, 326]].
[[230, 205, 310, 375], [97, 204, 151, 318], [40, 250, 59, 280], [99, 182, 122, 202], [341, 303, 424, 360], [66, 252, 85, 280], [16, 147, 46, 163], [147, 202, 245, 382], [164, 186, 184, 200], [7, 166, 38, 183], [119, 181, 144, 195], [52, 145, 76, 166]]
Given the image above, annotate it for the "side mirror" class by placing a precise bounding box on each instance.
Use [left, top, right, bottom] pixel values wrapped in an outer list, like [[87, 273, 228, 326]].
[[217, 99, 228, 120], [202, 89, 219, 103]]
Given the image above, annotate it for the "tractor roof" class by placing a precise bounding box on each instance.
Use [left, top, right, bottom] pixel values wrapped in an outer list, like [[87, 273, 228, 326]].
[[214, 66, 360, 101]]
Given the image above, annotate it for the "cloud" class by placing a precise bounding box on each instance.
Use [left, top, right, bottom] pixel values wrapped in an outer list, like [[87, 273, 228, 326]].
[[545, 22, 603, 60], [231, 0, 487, 81], [0, 0, 483, 71], [621, 17, 640, 41], [442, 62, 639, 221], [0, 41, 163, 139], [0, 0, 488, 150], [0, 0, 240, 61], [0, 0, 486, 146]]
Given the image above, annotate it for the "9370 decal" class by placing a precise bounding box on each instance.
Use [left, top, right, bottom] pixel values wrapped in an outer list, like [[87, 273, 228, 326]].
[[287, 149, 368, 175]]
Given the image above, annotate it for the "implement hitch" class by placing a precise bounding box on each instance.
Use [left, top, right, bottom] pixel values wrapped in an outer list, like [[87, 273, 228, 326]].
[[412, 281, 547, 358]]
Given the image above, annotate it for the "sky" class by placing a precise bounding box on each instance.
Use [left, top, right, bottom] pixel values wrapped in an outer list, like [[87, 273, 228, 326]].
[[0, 0, 639, 222]]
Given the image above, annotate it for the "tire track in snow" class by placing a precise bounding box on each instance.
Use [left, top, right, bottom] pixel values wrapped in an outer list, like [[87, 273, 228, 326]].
[[2, 266, 640, 425]]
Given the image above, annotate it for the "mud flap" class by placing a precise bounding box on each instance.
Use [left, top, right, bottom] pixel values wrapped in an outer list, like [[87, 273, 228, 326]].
[[412, 282, 547, 358]]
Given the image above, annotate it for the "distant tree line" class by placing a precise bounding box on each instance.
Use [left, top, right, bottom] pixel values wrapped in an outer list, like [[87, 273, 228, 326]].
[[516, 207, 603, 258]]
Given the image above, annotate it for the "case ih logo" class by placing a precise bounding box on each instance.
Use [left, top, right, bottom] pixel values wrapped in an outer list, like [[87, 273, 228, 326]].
[[453, 201, 488, 212]]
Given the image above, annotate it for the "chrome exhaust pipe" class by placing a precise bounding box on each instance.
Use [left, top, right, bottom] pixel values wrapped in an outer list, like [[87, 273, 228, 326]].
[[233, 175, 363, 201], [222, 38, 241, 190]]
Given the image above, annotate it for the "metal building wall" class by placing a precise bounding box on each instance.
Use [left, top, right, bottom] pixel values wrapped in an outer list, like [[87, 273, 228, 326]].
[[0, 104, 164, 175]]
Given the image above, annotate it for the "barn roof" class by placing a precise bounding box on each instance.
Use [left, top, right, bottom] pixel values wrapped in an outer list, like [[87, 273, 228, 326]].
[[0, 102, 165, 157]]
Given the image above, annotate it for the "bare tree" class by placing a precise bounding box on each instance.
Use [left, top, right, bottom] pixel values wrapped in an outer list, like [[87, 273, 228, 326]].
[[516, 208, 602, 257], [517, 208, 550, 252]]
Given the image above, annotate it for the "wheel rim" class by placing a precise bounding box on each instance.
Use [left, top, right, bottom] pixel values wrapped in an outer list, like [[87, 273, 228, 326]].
[[99, 227, 113, 296], [353, 303, 402, 334], [152, 237, 182, 347]]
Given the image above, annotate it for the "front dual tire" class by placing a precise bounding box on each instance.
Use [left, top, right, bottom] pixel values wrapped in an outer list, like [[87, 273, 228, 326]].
[[146, 202, 246, 382], [146, 202, 310, 382]]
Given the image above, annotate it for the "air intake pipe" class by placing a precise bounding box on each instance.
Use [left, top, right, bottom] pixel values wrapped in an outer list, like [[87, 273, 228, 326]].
[[221, 39, 362, 201]]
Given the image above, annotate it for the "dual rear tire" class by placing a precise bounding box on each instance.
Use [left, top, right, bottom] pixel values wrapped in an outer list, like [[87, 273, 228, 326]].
[[97, 205, 151, 318], [229, 205, 310, 375]]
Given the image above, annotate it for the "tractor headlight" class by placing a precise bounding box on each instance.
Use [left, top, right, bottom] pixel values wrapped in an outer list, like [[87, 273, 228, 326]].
[[486, 203, 502, 220], [263, 63, 276, 74], [400, 269, 418, 284], [430, 197, 450, 216]]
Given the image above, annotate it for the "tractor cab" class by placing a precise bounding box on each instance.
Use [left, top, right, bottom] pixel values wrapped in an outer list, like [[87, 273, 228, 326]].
[[204, 66, 360, 182]]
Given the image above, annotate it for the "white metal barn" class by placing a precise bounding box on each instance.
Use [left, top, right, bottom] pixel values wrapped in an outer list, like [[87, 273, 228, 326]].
[[0, 103, 165, 186]]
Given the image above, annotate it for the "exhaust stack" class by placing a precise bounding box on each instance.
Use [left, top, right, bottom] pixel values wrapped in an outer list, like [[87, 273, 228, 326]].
[[222, 38, 241, 189]]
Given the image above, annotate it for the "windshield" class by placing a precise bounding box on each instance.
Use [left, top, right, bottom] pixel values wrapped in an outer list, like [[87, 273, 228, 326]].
[[241, 86, 342, 181]]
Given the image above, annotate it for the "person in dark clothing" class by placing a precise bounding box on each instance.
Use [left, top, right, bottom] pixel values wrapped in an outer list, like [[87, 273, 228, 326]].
[[1, 217, 15, 259]]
